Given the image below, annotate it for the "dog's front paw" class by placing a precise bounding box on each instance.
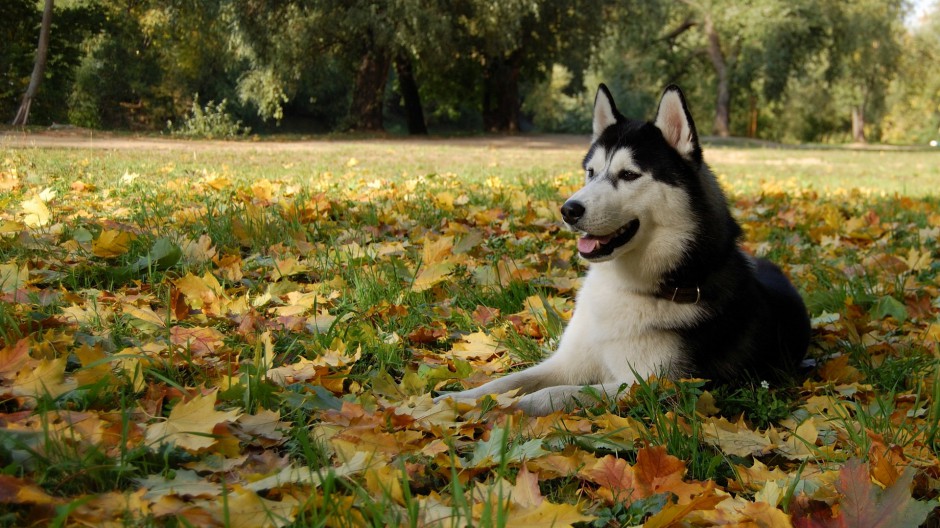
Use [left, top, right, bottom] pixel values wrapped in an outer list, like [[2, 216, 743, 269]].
[[432, 390, 478, 405], [516, 393, 564, 416]]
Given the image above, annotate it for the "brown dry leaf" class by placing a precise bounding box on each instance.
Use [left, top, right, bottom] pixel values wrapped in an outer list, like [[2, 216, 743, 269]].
[[145, 390, 241, 452], [170, 326, 226, 355], [817, 354, 863, 384]]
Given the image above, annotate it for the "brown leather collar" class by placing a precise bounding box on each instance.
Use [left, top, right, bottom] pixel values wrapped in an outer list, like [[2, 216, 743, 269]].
[[655, 285, 701, 304]]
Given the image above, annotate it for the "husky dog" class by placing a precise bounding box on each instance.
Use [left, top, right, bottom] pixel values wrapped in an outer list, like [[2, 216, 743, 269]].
[[437, 85, 810, 416]]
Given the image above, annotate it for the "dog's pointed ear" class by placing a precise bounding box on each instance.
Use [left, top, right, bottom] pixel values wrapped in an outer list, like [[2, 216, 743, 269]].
[[592, 84, 619, 141], [654, 85, 702, 162]]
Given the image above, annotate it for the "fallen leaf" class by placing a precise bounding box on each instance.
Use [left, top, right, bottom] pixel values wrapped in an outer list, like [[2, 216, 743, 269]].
[[145, 390, 241, 451], [837, 458, 933, 528], [12, 357, 76, 402], [92, 229, 137, 258]]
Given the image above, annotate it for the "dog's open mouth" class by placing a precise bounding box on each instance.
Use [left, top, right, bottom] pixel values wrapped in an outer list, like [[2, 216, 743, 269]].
[[577, 219, 640, 258]]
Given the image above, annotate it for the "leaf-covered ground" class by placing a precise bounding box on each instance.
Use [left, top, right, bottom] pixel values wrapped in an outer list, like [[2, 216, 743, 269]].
[[0, 140, 938, 527]]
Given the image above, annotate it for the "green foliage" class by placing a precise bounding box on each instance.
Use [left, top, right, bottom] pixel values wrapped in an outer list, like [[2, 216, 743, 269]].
[[5, 0, 936, 143], [522, 65, 591, 133], [1, 0, 103, 125], [169, 96, 251, 139], [68, 17, 166, 129]]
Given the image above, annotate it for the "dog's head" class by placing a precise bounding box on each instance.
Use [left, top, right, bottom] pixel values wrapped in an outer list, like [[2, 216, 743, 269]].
[[562, 85, 714, 270]]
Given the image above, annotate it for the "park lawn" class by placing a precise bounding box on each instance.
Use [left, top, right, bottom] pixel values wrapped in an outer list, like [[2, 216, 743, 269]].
[[0, 139, 938, 526]]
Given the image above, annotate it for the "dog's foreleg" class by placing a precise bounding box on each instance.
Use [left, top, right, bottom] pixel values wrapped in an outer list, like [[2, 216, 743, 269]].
[[516, 381, 631, 416], [433, 361, 568, 404]]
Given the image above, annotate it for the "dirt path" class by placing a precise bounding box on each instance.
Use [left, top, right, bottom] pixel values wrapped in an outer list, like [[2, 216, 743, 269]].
[[0, 128, 588, 153]]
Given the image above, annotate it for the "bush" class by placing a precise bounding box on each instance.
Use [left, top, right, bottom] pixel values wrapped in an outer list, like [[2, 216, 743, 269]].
[[169, 96, 251, 139]]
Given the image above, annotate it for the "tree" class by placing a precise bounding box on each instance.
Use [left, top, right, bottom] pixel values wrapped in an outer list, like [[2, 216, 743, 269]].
[[228, 0, 454, 133], [827, 0, 905, 142], [12, 0, 53, 126], [882, 2, 940, 143], [653, 0, 831, 137], [463, 0, 601, 132]]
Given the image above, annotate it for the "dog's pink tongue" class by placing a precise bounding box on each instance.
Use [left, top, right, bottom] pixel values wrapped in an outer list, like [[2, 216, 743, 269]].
[[577, 235, 611, 253]]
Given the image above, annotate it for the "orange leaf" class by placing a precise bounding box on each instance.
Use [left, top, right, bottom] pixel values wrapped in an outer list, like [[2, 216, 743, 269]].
[[634, 445, 710, 504], [643, 483, 723, 528], [0, 338, 29, 380], [0, 475, 61, 505], [579, 455, 642, 503]]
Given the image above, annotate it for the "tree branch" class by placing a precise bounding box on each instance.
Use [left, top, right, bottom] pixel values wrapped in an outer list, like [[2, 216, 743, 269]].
[[660, 18, 696, 42]]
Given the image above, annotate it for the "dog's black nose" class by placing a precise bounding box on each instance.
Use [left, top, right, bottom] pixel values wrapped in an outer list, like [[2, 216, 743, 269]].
[[560, 201, 585, 224]]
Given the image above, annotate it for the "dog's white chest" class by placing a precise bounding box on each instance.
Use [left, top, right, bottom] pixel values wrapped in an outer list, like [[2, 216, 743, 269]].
[[553, 264, 700, 384]]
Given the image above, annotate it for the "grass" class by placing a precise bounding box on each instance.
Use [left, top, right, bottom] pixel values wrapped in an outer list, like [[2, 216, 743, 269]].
[[0, 136, 939, 526]]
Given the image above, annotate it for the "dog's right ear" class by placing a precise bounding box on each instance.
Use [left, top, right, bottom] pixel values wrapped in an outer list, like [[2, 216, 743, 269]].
[[592, 84, 619, 141]]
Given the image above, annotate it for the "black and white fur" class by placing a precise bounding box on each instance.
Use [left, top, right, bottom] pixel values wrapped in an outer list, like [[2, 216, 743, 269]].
[[437, 85, 810, 416]]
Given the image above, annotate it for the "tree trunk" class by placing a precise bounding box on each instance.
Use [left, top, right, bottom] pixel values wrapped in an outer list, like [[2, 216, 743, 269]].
[[12, 0, 54, 126], [394, 53, 427, 135], [348, 48, 392, 132], [747, 95, 758, 138], [482, 52, 521, 133], [703, 15, 730, 137], [851, 105, 866, 143]]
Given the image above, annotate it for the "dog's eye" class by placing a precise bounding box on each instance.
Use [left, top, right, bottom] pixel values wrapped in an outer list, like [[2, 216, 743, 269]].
[[586, 168, 595, 180], [619, 170, 642, 182]]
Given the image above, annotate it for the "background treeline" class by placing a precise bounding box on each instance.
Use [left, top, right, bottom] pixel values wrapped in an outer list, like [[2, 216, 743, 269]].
[[3, 0, 939, 143]]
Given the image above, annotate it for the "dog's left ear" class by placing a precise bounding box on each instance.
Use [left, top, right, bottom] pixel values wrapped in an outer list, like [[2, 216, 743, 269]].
[[592, 84, 619, 141], [654, 85, 702, 163]]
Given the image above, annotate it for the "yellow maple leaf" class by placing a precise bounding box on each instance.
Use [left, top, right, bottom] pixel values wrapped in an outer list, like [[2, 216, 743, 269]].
[[122, 303, 168, 330], [174, 272, 226, 315], [181, 234, 217, 265], [412, 261, 456, 292], [448, 332, 502, 361], [74, 344, 112, 387], [12, 357, 77, 403], [145, 390, 241, 452], [92, 229, 136, 258], [504, 501, 596, 528], [702, 416, 775, 458], [221, 487, 298, 528], [20, 195, 51, 228], [0, 263, 28, 293]]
